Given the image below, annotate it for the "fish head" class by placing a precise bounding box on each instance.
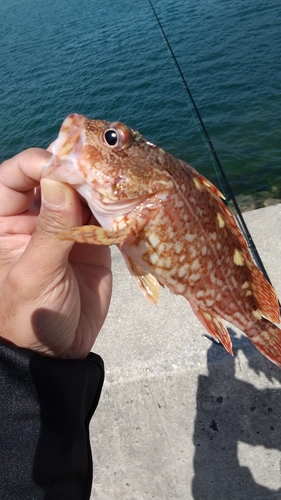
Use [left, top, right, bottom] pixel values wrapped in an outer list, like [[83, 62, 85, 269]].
[[43, 113, 173, 227]]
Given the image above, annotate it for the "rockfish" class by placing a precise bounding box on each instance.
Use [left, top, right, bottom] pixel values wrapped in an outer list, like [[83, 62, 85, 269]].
[[43, 113, 281, 367]]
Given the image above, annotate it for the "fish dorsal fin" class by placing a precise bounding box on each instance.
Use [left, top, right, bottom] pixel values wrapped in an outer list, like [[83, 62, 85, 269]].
[[122, 254, 161, 305], [247, 260, 280, 325], [189, 301, 233, 355]]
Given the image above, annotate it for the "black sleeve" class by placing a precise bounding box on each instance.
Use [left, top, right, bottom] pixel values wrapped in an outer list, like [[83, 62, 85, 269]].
[[0, 338, 104, 500]]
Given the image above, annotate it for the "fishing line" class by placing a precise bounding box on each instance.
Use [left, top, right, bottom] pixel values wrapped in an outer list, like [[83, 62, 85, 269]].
[[147, 0, 275, 289], [55, 44, 82, 132]]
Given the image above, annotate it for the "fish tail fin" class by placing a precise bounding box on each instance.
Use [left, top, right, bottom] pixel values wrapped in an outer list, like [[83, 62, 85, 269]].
[[245, 318, 281, 368]]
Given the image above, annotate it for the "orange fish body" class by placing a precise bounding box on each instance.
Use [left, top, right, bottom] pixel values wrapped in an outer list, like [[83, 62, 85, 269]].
[[43, 113, 281, 367]]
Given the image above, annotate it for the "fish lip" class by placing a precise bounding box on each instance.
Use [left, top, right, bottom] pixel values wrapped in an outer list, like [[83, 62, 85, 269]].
[[42, 114, 86, 178], [41, 155, 59, 177], [41, 154, 83, 184]]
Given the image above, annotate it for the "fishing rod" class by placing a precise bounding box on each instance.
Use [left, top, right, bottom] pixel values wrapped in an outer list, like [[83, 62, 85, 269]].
[[147, 0, 275, 290]]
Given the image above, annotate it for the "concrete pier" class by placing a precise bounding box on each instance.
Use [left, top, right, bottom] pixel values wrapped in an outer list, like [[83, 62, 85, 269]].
[[90, 204, 281, 500]]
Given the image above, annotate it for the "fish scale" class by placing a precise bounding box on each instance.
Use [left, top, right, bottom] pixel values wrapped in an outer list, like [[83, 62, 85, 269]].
[[43, 113, 281, 368]]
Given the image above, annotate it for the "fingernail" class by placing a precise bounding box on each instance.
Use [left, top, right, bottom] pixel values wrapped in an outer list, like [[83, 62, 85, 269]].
[[41, 179, 65, 208]]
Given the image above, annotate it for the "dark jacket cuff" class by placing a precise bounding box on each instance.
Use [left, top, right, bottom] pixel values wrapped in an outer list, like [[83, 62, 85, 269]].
[[0, 338, 104, 500]]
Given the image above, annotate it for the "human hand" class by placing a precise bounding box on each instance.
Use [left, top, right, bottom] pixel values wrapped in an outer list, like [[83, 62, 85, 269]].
[[0, 148, 112, 358]]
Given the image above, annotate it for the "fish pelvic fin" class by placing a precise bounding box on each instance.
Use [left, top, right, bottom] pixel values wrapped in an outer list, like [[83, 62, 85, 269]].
[[189, 302, 233, 355], [57, 223, 136, 246], [245, 318, 281, 368], [122, 254, 161, 305]]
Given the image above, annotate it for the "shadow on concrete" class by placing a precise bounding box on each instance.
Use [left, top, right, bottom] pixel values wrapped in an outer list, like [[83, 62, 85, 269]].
[[192, 330, 281, 500]]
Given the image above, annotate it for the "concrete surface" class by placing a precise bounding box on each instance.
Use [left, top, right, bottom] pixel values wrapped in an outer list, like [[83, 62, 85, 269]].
[[90, 204, 281, 500]]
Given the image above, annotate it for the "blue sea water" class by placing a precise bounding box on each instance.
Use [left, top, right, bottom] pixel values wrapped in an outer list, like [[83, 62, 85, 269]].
[[1, 0, 281, 198]]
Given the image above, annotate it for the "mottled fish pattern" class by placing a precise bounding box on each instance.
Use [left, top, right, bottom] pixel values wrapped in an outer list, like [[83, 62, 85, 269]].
[[43, 113, 281, 367]]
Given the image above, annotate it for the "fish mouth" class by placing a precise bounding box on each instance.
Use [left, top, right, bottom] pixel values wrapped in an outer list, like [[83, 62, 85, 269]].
[[88, 190, 158, 218]]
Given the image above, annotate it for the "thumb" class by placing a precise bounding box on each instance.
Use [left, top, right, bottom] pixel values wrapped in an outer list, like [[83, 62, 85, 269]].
[[36, 177, 82, 256], [40, 178, 81, 234], [18, 179, 82, 289]]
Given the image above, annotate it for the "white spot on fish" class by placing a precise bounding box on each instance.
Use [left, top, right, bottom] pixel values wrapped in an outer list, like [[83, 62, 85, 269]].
[[210, 272, 223, 287], [201, 245, 207, 256], [148, 233, 160, 248], [185, 233, 197, 243], [234, 248, 245, 266], [178, 263, 190, 278], [252, 309, 262, 320], [175, 241, 184, 254], [230, 275, 238, 288], [209, 232, 217, 242], [217, 213, 225, 228], [175, 283, 185, 294], [190, 272, 202, 282], [193, 177, 202, 190], [191, 259, 200, 272], [189, 245, 198, 260], [112, 216, 127, 231], [157, 241, 172, 254], [150, 253, 159, 265], [207, 260, 214, 272]]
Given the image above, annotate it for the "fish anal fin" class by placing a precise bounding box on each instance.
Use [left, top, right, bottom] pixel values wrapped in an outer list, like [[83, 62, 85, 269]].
[[190, 302, 233, 355], [123, 254, 160, 305]]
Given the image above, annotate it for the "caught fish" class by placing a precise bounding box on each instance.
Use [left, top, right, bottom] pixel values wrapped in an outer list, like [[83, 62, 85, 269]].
[[43, 113, 281, 367]]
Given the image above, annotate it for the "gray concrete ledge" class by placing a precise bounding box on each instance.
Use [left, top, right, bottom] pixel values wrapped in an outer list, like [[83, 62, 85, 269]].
[[90, 204, 281, 500]]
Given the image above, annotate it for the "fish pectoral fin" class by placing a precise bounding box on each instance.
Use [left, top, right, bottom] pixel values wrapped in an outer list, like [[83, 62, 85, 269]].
[[123, 254, 160, 305], [189, 302, 233, 355], [58, 223, 134, 246]]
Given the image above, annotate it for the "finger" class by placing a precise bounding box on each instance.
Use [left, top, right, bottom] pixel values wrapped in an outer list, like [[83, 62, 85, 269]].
[[0, 148, 52, 216]]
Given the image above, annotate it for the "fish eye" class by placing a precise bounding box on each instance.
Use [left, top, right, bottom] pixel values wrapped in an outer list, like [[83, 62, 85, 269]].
[[103, 122, 132, 150], [104, 129, 118, 146]]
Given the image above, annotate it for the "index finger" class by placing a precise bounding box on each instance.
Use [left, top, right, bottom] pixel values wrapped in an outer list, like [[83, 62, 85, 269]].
[[0, 148, 52, 216]]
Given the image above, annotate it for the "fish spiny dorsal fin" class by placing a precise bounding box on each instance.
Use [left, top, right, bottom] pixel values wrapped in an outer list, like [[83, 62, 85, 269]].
[[216, 201, 249, 251], [196, 172, 226, 201], [190, 168, 250, 252]]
